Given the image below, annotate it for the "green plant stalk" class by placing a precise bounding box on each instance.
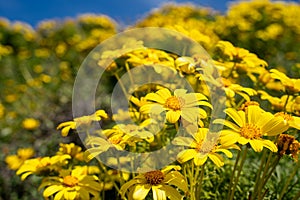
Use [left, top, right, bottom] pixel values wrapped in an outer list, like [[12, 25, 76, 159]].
[[195, 163, 206, 200], [228, 147, 248, 200], [253, 151, 274, 199], [278, 160, 300, 200], [227, 148, 241, 200], [252, 149, 267, 199], [259, 155, 281, 199]]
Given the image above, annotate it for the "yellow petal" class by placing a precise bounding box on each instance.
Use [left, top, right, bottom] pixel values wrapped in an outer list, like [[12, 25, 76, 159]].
[[152, 186, 166, 200], [166, 110, 180, 123], [194, 154, 208, 166], [43, 185, 64, 197], [177, 149, 197, 164], [208, 152, 224, 167], [249, 139, 264, 152], [225, 108, 244, 127], [133, 184, 151, 200]]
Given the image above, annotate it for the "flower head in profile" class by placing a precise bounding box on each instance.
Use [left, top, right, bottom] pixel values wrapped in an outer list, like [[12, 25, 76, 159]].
[[214, 105, 289, 152], [140, 88, 211, 124], [57, 110, 108, 137], [16, 155, 71, 180], [38, 167, 103, 200], [5, 147, 35, 170], [270, 69, 300, 94], [119, 165, 188, 200], [56, 143, 84, 161], [173, 128, 239, 167]]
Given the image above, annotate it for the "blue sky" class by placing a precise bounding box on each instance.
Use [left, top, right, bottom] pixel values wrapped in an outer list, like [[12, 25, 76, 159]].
[[0, 0, 299, 27], [0, 0, 231, 27]]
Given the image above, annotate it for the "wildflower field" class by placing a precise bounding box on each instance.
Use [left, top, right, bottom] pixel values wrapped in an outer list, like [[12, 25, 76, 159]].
[[1, 0, 300, 199]]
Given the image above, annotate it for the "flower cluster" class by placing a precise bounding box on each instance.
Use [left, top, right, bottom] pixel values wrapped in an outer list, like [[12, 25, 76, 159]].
[[3, 1, 300, 200]]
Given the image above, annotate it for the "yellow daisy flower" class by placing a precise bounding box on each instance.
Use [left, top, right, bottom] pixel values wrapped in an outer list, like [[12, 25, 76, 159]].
[[119, 165, 188, 200], [16, 155, 71, 180], [274, 112, 300, 130], [270, 69, 300, 93], [56, 143, 84, 161], [5, 147, 35, 170], [22, 118, 40, 130], [172, 128, 238, 167], [57, 110, 108, 137], [38, 167, 102, 200], [140, 88, 211, 124], [214, 105, 289, 152]]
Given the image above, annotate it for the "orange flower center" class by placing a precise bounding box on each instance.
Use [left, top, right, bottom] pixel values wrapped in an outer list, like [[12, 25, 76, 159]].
[[274, 112, 293, 122], [109, 136, 122, 145], [144, 170, 164, 185], [165, 96, 185, 111], [240, 124, 262, 139], [196, 140, 216, 153], [63, 175, 79, 187]]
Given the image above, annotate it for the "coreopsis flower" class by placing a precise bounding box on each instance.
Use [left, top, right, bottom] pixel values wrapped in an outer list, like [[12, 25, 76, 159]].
[[56, 143, 84, 161], [213, 41, 267, 80], [57, 110, 108, 137], [38, 167, 103, 200], [259, 91, 294, 112], [5, 147, 35, 170], [274, 112, 300, 130], [214, 105, 289, 152], [16, 155, 71, 180], [270, 69, 300, 94], [277, 134, 300, 162], [119, 165, 188, 200], [173, 128, 239, 167], [222, 78, 257, 105], [140, 88, 211, 124], [22, 118, 40, 130]]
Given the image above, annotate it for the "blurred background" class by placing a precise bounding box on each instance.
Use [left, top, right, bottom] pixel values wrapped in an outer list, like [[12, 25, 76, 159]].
[[1, 0, 300, 199]]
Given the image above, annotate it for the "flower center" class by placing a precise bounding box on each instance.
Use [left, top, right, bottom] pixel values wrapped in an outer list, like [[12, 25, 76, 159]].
[[144, 170, 164, 185], [165, 96, 185, 111], [196, 140, 216, 154], [109, 136, 122, 145], [274, 112, 293, 122], [240, 124, 262, 139], [63, 175, 79, 187]]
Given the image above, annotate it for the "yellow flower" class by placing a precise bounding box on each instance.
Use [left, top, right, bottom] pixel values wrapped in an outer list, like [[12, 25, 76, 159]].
[[214, 105, 289, 152], [22, 118, 40, 130], [5, 148, 35, 170], [173, 128, 238, 167], [38, 167, 103, 200], [270, 69, 300, 94], [0, 103, 4, 118], [119, 165, 188, 200], [16, 155, 71, 180], [140, 88, 211, 123], [222, 78, 257, 106], [274, 112, 300, 130], [57, 110, 108, 136], [56, 143, 84, 161], [258, 90, 294, 112], [214, 41, 267, 80]]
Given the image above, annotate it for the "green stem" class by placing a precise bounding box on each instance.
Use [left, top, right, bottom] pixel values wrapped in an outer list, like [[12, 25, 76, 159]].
[[283, 94, 290, 112], [279, 160, 300, 200], [228, 147, 248, 200], [252, 149, 267, 199], [254, 151, 274, 199], [196, 164, 206, 200], [227, 148, 241, 200]]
